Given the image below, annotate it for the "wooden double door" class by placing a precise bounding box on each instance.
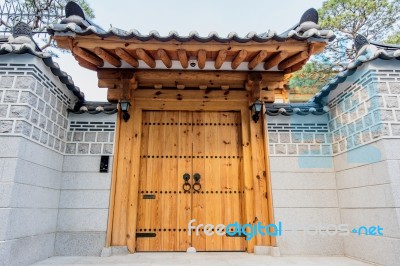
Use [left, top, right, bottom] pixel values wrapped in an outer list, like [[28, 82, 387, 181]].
[[136, 111, 245, 251]]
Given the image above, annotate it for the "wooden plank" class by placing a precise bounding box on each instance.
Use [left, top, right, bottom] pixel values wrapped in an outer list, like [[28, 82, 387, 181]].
[[157, 49, 172, 68], [231, 50, 248, 70], [215, 50, 227, 69], [94, 47, 122, 67], [115, 48, 139, 68], [240, 107, 256, 253], [126, 106, 143, 252], [177, 49, 189, 68], [263, 51, 288, 70], [136, 48, 156, 68], [105, 106, 121, 247], [197, 49, 207, 69], [248, 50, 268, 70], [72, 46, 104, 67], [278, 51, 308, 70]]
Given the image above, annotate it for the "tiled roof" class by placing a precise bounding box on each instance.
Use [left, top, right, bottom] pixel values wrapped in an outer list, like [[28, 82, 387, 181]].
[[68, 101, 117, 115], [48, 2, 334, 44], [265, 103, 329, 116], [0, 22, 85, 102], [310, 35, 400, 105]]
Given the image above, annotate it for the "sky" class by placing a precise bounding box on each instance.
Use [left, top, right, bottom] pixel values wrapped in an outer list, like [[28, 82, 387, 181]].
[[55, 0, 325, 101]]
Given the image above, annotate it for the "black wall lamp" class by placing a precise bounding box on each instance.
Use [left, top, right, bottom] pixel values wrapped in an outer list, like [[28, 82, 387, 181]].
[[250, 100, 263, 123], [119, 100, 131, 122]]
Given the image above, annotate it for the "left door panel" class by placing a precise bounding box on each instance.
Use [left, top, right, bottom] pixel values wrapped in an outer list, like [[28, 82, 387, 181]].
[[136, 111, 192, 251]]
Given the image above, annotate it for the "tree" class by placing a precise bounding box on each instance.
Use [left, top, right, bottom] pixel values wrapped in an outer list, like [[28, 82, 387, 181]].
[[0, 0, 94, 50], [288, 60, 337, 91], [318, 0, 400, 67], [384, 30, 400, 44]]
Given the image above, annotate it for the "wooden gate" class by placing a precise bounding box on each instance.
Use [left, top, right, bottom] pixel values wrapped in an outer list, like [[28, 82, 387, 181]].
[[136, 111, 245, 251]]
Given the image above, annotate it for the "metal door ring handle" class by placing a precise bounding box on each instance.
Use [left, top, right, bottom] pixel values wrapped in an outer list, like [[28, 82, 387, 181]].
[[193, 182, 201, 193], [183, 183, 192, 193]]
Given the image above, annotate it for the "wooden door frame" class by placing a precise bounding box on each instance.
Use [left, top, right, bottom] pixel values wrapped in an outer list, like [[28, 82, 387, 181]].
[[105, 89, 276, 253]]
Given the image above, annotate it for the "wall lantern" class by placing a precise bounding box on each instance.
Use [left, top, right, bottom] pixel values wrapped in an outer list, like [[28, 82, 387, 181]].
[[250, 100, 263, 123], [119, 100, 131, 122]]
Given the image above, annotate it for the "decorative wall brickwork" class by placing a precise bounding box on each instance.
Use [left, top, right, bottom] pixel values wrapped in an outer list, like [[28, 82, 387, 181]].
[[267, 122, 332, 156], [327, 69, 400, 155], [0, 63, 74, 154], [66, 114, 116, 155]]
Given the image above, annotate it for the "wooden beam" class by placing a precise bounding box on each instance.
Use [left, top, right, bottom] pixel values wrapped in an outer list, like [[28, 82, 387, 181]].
[[199, 85, 208, 90], [133, 89, 249, 102], [263, 51, 288, 70], [248, 50, 268, 70], [115, 48, 139, 68], [197, 49, 207, 69], [72, 46, 104, 67], [231, 50, 247, 70], [60, 36, 310, 53], [136, 48, 156, 68], [157, 49, 172, 68], [94, 47, 121, 67], [74, 55, 97, 71], [177, 49, 189, 68], [278, 51, 308, 70], [215, 50, 227, 69]]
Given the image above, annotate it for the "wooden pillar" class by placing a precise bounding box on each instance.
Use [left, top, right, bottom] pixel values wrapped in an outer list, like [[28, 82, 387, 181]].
[[126, 106, 143, 252], [262, 104, 277, 247], [249, 105, 271, 247], [240, 107, 256, 253]]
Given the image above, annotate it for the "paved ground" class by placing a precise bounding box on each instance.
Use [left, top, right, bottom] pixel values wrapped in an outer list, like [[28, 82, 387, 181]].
[[32, 253, 372, 266]]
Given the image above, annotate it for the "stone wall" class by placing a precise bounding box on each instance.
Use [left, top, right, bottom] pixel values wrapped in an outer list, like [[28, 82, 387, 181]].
[[326, 60, 400, 266], [55, 113, 116, 256], [0, 54, 117, 264], [0, 55, 73, 266], [267, 114, 343, 255]]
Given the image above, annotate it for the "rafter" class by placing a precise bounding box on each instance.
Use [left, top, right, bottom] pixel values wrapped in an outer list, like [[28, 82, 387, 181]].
[[197, 49, 207, 69], [94, 47, 121, 67], [263, 51, 288, 70], [72, 46, 104, 67], [278, 51, 308, 70], [215, 50, 227, 69], [136, 48, 156, 68], [231, 50, 248, 69], [157, 49, 172, 68], [177, 49, 189, 69], [248, 50, 268, 70], [115, 48, 139, 68]]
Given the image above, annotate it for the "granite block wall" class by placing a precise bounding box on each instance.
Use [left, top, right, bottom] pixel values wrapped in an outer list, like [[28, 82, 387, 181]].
[[325, 60, 400, 266], [55, 113, 116, 256], [0, 55, 72, 266], [266, 114, 343, 255], [0, 55, 117, 264]]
